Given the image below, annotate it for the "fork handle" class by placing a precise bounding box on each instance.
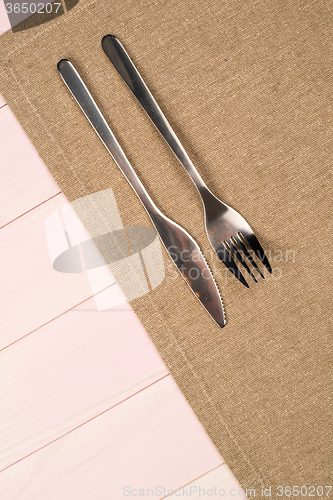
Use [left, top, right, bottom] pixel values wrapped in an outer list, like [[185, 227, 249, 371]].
[[102, 35, 207, 192]]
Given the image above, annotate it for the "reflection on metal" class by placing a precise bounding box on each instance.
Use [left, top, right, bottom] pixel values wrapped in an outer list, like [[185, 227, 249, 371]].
[[45, 188, 165, 310]]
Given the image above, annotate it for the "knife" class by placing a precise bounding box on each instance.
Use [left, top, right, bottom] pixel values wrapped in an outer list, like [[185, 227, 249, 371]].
[[57, 59, 225, 327]]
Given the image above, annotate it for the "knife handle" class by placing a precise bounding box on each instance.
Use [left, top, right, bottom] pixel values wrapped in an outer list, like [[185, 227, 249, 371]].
[[101, 35, 207, 191], [57, 59, 159, 218]]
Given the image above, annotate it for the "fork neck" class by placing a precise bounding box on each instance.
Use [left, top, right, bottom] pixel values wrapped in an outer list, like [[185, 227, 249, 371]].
[[171, 144, 208, 192]]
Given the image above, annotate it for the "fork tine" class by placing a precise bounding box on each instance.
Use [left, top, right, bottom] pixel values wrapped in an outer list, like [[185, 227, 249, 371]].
[[243, 233, 272, 274], [235, 234, 265, 279], [216, 243, 249, 288], [229, 238, 258, 283]]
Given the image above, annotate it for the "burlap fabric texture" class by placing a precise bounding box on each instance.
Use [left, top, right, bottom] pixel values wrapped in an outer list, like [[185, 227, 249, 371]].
[[0, 1, 332, 497]]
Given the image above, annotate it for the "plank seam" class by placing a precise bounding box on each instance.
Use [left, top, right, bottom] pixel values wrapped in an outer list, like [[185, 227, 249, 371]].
[[160, 463, 226, 500], [0, 282, 119, 353], [0, 373, 170, 473], [0, 191, 62, 230]]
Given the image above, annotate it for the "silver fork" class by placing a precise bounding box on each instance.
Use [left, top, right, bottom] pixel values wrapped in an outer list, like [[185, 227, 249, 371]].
[[102, 35, 272, 288]]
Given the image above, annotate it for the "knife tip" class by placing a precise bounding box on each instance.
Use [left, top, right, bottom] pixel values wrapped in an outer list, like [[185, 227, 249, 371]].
[[215, 313, 226, 328]]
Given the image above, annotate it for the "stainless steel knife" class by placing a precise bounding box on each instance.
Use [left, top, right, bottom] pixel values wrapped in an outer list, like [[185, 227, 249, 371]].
[[57, 59, 225, 327]]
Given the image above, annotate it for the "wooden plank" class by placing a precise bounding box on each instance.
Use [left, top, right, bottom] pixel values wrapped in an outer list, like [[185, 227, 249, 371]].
[[0, 0, 10, 36], [0, 194, 94, 348], [0, 376, 223, 499], [0, 105, 61, 228], [0, 297, 168, 470], [164, 463, 247, 499]]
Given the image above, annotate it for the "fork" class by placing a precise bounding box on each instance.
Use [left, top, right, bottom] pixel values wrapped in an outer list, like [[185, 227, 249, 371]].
[[102, 35, 272, 288]]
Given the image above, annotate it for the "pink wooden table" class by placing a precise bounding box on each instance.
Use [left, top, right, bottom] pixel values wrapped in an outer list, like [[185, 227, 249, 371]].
[[0, 5, 246, 498]]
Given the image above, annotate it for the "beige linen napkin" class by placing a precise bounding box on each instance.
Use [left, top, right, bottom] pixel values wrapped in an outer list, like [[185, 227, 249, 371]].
[[0, 0, 332, 496]]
